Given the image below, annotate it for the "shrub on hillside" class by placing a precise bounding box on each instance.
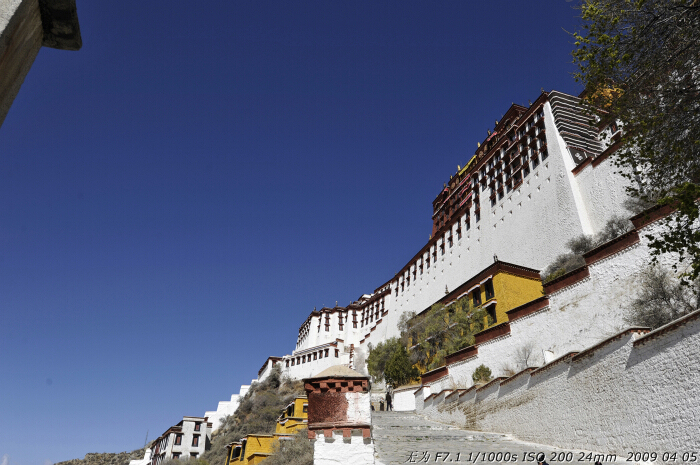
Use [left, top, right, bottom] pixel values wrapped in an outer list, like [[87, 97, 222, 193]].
[[264, 430, 313, 465], [201, 364, 305, 465], [404, 297, 489, 371], [366, 338, 403, 383], [625, 265, 700, 330], [542, 215, 634, 282]]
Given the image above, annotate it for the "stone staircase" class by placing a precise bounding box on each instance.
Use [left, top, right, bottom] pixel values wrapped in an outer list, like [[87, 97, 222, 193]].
[[371, 411, 617, 465]]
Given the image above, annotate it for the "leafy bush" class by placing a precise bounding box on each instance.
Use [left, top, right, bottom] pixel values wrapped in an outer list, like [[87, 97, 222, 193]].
[[366, 338, 403, 382], [472, 364, 492, 384], [625, 265, 700, 330], [542, 215, 634, 282], [366, 337, 419, 386]]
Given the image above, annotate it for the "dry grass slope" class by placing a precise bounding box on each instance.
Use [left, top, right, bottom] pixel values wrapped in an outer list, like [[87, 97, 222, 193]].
[[55, 447, 149, 465]]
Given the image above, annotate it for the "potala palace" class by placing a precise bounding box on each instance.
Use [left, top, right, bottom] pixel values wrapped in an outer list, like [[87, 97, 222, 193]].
[[251, 89, 631, 384], [2, 4, 697, 463], [175, 88, 698, 464]]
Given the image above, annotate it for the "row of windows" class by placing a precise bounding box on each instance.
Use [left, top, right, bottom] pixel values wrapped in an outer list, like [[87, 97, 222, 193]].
[[358, 298, 384, 328], [173, 433, 201, 447], [286, 348, 339, 367], [488, 150, 548, 207], [437, 108, 545, 232], [397, 213, 477, 296]]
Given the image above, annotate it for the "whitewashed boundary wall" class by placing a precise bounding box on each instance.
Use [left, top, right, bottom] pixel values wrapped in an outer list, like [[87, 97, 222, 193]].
[[392, 385, 419, 411], [419, 311, 700, 455], [204, 384, 250, 432], [417, 211, 680, 396]]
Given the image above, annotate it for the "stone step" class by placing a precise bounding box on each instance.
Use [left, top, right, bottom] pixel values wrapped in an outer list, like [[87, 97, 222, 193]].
[[371, 411, 625, 465]]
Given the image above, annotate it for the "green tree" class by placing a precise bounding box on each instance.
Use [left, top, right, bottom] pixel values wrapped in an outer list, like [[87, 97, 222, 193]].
[[572, 0, 700, 280], [472, 364, 493, 384], [366, 338, 403, 382], [405, 296, 488, 371], [383, 345, 420, 387]]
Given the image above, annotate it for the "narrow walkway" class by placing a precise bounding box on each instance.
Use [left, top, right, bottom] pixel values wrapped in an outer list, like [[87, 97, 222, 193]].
[[372, 411, 620, 465]]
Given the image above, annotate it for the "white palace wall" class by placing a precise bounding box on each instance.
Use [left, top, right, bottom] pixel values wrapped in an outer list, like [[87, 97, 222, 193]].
[[252, 90, 663, 403], [392, 386, 419, 412], [416, 217, 679, 391], [410, 211, 700, 454], [419, 313, 700, 455], [361, 100, 626, 355]]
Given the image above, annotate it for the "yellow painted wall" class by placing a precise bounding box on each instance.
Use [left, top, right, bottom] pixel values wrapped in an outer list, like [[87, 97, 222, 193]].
[[241, 435, 276, 465], [490, 272, 543, 324], [275, 397, 308, 434], [275, 417, 307, 434]]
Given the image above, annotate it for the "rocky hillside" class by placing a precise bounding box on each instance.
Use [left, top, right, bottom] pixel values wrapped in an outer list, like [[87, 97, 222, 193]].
[[201, 365, 306, 465], [55, 447, 148, 465]]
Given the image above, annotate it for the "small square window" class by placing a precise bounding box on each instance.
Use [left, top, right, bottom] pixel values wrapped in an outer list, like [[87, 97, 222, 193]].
[[335, 349, 339, 357], [192, 435, 200, 447], [173, 453, 181, 460], [194, 423, 201, 432], [303, 404, 308, 413]]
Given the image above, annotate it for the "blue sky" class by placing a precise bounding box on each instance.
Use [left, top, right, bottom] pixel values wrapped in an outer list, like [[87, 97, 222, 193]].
[[1, 1, 582, 464]]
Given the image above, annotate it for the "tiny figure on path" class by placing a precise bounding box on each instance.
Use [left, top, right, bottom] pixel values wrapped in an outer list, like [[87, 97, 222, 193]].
[[386, 391, 393, 411]]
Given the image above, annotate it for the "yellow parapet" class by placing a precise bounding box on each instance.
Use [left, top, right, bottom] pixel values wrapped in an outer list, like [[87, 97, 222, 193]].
[[488, 269, 543, 325], [275, 396, 308, 435]]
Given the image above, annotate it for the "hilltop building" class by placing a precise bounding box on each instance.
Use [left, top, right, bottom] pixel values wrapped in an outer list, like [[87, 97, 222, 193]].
[[142, 416, 212, 465], [252, 89, 628, 382]]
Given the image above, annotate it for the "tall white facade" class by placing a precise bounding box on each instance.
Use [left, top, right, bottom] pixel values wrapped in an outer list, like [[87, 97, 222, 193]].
[[258, 90, 631, 382]]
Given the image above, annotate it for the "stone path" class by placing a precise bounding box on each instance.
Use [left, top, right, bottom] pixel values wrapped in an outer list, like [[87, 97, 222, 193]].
[[372, 411, 623, 465]]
